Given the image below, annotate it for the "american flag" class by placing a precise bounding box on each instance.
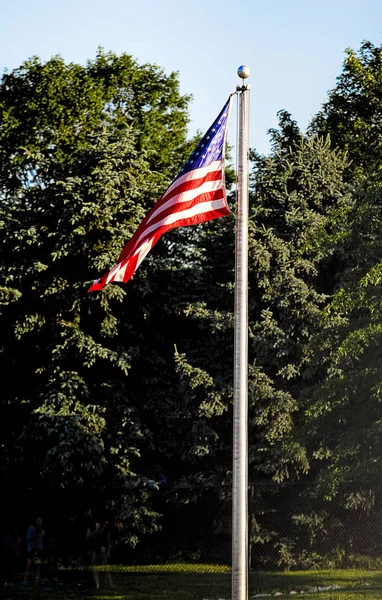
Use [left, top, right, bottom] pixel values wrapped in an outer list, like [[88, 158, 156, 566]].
[[88, 96, 233, 292]]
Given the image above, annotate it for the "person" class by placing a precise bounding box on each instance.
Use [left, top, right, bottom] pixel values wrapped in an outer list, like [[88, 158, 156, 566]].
[[23, 516, 45, 586], [86, 520, 114, 589]]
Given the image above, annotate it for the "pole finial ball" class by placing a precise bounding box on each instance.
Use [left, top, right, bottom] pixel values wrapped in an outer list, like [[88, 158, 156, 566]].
[[237, 65, 250, 79]]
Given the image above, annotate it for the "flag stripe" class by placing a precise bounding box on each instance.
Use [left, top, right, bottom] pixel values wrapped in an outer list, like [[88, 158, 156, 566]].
[[92, 195, 230, 291], [137, 186, 224, 243], [88, 96, 233, 292], [160, 160, 223, 201], [147, 176, 223, 224], [135, 195, 228, 249], [119, 167, 224, 262], [99, 197, 229, 289]]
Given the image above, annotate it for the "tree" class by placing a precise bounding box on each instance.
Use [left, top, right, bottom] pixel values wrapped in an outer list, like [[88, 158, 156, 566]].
[[288, 41, 382, 564], [309, 40, 382, 182], [247, 124, 351, 480], [142, 110, 352, 564], [300, 40, 382, 499], [0, 50, 192, 554]]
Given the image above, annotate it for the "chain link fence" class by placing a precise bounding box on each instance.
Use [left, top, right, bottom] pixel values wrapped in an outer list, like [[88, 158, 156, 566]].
[[248, 482, 382, 570], [14, 481, 381, 575], [123, 481, 382, 572]]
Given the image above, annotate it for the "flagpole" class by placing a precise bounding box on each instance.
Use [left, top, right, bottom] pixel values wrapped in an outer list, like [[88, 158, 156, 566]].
[[232, 65, 250, 600]]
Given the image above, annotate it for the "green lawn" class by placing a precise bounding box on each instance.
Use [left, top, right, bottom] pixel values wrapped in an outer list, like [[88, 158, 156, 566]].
[[1, 566, 382, 600]]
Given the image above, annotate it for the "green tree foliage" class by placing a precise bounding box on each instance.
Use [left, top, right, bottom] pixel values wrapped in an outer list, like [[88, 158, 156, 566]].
[[248, 120, 352, 482], [310, 40, 382, 182], [1, 39, 381, 568], [0, 49, 191, 185], [0, 50, 192, 547], [300, 41, 382, 510], [144, 110, 352, 563]]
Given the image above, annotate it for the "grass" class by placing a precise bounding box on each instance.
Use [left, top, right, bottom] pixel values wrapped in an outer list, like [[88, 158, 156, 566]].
[[1, 565, 382, 600]]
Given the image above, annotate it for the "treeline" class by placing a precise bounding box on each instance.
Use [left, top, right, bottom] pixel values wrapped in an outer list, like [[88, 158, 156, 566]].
[[0, 41, 381, 569]]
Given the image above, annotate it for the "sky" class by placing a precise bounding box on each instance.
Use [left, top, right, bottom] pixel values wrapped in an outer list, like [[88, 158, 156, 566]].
[[1, 0, 381, 157]]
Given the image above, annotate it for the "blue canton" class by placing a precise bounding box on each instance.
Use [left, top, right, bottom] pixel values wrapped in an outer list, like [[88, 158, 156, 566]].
[[176, 98, 231, 179]]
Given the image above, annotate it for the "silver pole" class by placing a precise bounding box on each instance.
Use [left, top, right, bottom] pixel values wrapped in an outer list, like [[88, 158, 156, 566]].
[[232, 65, 250, 600]]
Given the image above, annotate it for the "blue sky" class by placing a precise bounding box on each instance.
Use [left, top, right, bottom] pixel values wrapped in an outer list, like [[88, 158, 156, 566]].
[[1, 0, 381, 156]]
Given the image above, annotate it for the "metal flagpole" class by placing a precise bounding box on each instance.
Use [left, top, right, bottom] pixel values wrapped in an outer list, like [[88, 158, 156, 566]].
[[232, 65, 251, 600]]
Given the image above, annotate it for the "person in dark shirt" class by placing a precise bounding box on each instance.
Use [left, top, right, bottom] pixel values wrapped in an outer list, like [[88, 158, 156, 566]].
[[23, 516, 45, 586]]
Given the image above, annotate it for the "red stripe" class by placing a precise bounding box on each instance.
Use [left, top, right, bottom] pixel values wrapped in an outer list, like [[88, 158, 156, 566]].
[[120, 203, 229, 284], [161, 170, 222, 202], [125, 190, 226, 262], [118, 172, 223, 263], [89, 167, 229, 292], [88, 200, 229, 292], [145, 188, 225, 228]]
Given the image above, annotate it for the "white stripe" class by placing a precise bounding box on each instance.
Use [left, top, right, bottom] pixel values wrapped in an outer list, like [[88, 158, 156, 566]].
[[137, 184, 223, 248], [106, 260, 124, 284], [127, 161, 224, 259], [147, 179, 223, 224], [132, 198, 227, 258], [136, 236, 155, 269], [111, 236, 155, 282], [113, 262, 128, 283], [161, 160, 223, 201], [105, 197, 226, 285]]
